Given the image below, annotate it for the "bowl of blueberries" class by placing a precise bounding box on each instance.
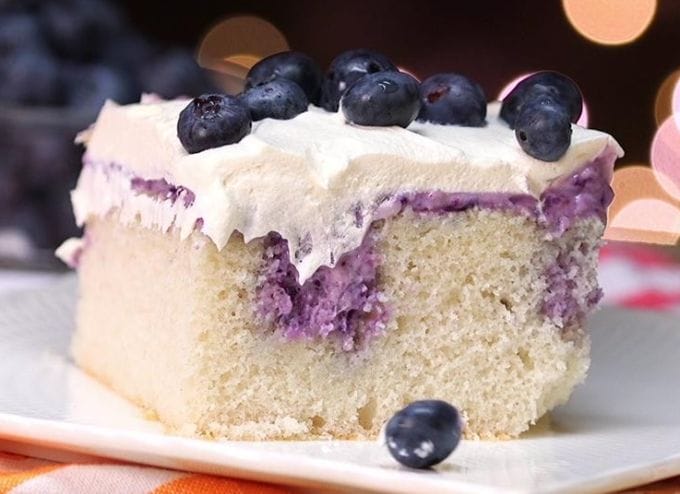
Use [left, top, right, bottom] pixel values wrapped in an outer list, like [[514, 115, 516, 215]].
[[0, 0, 216, 267]]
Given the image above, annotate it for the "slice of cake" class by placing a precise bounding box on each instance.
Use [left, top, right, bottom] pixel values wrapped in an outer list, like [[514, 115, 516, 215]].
[[57, 51, 622, 440]]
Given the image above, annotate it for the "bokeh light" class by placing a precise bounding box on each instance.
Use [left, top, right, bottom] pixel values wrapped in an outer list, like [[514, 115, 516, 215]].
[[673, 77, 680, 129], [497, 73, 589, 127], [197, 16, 289, 93], [654, 69, 680, 126], [609, 165, 672, 218], [651, 117, 680, 200], [607, 199, 680, 245], [562, 0, 657, 46], [605, 165, 680, 245]]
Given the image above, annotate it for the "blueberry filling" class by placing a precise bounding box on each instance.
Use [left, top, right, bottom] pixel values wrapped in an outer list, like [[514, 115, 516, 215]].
[[256, 224, 390, 352], [130, 176, 195, 208], [253, 155, 614, 350]]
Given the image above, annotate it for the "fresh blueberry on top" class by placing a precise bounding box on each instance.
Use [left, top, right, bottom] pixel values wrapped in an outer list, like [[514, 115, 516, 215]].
[[417, 73, 486, 126], [500, 71, 582, 128], [341, 71, 420, 128], [385, 400, 462, 469], [514, 97, 572, 161], [320, 49, 397, 112], [177, 94, 251, 154], [239, 78, 308, 121], [246, 51, 323, 106]]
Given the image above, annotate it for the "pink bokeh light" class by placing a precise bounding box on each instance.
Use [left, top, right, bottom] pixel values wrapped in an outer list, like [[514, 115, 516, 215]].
[[672, 76, 680, 128], [651, 116, 680, 200], [610, 198, 680, 232], [497, 73, 589, 127]]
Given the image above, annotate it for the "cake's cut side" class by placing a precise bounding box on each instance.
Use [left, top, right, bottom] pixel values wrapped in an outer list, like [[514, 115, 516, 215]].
[[74, 203, 597, 440]]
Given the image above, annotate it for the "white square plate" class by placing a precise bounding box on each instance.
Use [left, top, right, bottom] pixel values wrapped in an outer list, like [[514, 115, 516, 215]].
[[0, 276, 679, 493]]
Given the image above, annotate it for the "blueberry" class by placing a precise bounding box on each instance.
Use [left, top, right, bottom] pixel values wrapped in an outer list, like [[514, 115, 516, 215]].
[[0, 50, 64, 106], [500, 71, 582, 128], [140, 49, 217, 99], [239, 78, 308, 121], [177, 94, 251, 154], [246, 51, 323, 106], [320, 49, 397, 112], [341, 71, 420, 128], [417, 73, 486, 126], [514, 97, 572, 161], [39, 0, 125, 61], [103, 32, 159, 73], [0, 13, 46, 57], [64, 64, 137, 114], [385, 400, 462, 469]]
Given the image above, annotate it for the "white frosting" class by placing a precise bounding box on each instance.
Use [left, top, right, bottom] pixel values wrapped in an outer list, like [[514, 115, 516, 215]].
[[70, 99, 623, 281], [55, 237, 84, 268]]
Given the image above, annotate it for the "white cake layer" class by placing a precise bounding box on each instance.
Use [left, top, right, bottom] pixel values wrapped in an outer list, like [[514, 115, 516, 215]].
[[73, 210, 598, 440]]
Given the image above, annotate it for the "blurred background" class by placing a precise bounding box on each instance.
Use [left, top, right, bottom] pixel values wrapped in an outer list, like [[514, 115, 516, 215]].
[[0, 0, 679, 268]]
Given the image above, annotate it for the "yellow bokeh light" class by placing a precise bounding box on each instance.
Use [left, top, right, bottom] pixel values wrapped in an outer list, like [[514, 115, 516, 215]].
[[197, 16, 288, 76], [224, 54, 262, 70], [562, 0, 657, 46], [196, 16, 289, 94], [654, 69, 680, 126]]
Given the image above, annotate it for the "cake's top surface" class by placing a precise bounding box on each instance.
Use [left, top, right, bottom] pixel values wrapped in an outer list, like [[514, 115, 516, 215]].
[[73, 98, 622, 281], [83, 98, 621, 194]]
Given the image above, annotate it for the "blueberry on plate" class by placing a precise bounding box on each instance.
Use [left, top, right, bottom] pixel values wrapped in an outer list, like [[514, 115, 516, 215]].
[[341, 71, 420, 128], [320, 49, 397, 112], [417, 73, 486, 126], [246, 51, 323, 106], [239, 78, 308, 121], [500, 71, 582, 128], [385, 400, 462, 469], [514, 97, 572, 161], [177, 94, 252, 154]]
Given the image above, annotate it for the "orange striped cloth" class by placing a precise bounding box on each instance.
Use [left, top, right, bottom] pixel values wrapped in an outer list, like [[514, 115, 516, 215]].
[[0, 452, 292, 494]]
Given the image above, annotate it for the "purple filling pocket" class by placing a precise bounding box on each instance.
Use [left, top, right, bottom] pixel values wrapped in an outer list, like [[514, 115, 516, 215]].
[[256, 224, 390, 351]]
